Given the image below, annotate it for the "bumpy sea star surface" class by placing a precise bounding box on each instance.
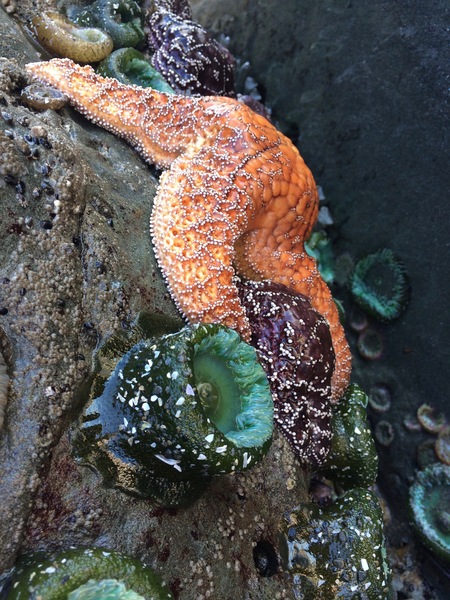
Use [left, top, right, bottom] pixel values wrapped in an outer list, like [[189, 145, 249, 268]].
[[238, 280, 335, 466], [25, 58, 351, 399]]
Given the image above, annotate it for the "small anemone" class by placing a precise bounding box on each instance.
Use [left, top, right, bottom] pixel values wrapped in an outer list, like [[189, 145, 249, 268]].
[[374, 420, 395, 447], [74, 322, 273, 506], [368, 384, 392, 413], [409, 463, 450, 563], [349, 248, 410, 322], [4, 547, 173, 599], [357, 327, 383, 360], [305, 230, 335, 284], [436, 425, 450, 465], [98, 48, 174, 92], [31, 11, 114, 63], [416, 403, 447, 434]]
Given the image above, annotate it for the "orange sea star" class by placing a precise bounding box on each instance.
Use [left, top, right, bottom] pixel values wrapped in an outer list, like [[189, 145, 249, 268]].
[[25, 58, 351, 399]]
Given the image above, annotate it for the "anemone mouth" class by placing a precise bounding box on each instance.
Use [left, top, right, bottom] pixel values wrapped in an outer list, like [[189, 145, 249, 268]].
[[77, 28, 112, 44], [68, 578, 144, 600], [193, 327, 273, 449]]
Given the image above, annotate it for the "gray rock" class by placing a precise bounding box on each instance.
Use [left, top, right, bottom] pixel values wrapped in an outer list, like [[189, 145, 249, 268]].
[[0, 2, 181, 574]]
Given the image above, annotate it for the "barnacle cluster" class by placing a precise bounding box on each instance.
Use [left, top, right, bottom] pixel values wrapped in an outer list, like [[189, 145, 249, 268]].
[[280, 488, 393, 598]]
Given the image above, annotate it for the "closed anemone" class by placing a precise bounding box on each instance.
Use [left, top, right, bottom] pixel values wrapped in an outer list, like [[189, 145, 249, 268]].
[[32, 12, 113, 63], [349, 248, 409, 322], [73, 0, 145, 49]]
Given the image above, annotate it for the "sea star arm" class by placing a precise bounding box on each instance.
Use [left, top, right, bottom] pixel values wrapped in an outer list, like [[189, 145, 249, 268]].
[[151, 153, 252, 336], [25, 58, 206, 168]]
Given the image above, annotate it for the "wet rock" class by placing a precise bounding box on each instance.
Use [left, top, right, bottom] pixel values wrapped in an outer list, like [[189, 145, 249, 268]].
[[0, 6, 179, 573]]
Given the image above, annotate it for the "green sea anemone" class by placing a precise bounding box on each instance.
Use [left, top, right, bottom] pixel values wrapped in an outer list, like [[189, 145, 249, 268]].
[[3, 547, 173, 599], [349, 248, 409, 322], [409, 463, 450, 563], [357, 327, 383, 360], [320, 384, 378, 490], [73, 0, 145, 49], [68, 579, 144, 600], [304, 231, 335, 284], [98, 49, 175, 93], [31, 12, 113, 63], [74, 322, 273, 506], [280, 488, 394, 599]]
